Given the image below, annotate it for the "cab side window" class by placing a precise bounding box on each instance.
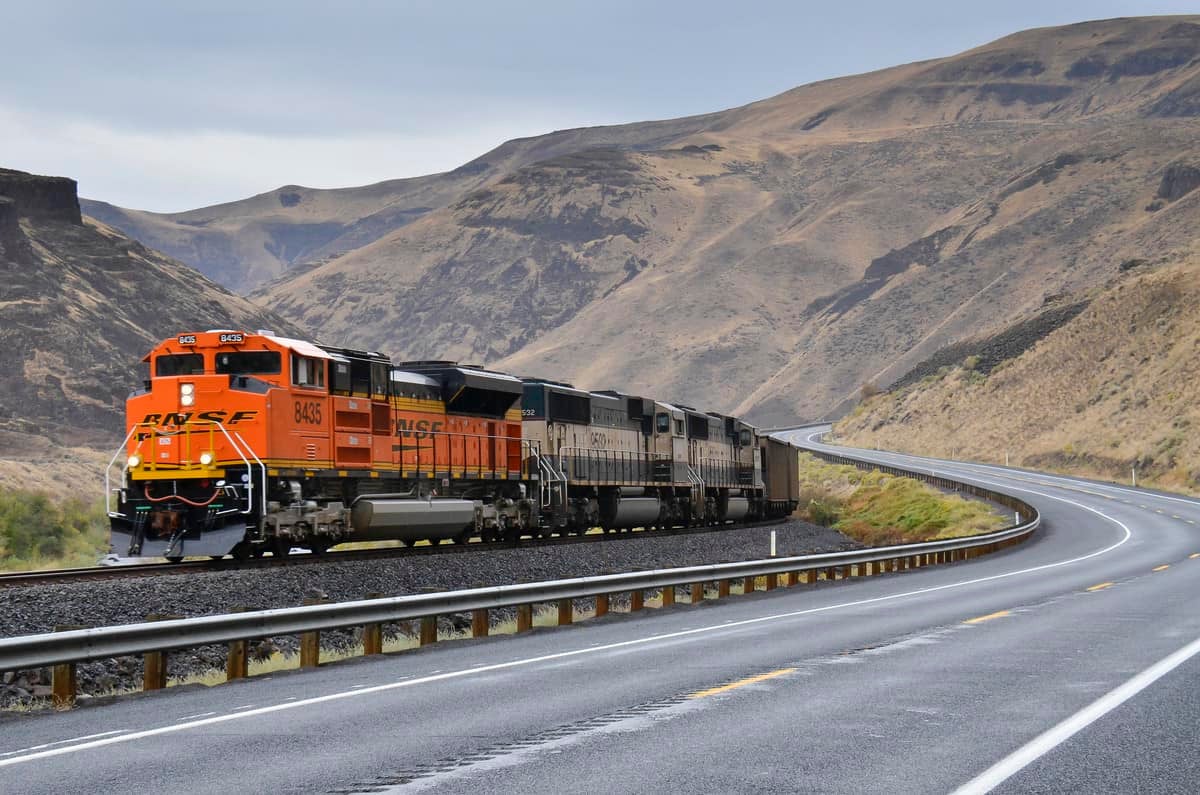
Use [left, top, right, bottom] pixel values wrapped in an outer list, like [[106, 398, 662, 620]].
[[292, 355, 326, 389], [656, 413, 670, 433]]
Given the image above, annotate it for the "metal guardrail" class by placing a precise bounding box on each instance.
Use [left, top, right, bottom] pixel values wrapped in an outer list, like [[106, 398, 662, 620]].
[[1, 447, 1039, 708]]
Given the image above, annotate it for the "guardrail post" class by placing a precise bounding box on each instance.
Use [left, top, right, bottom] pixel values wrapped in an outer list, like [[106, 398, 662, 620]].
[[786, 571, 799, 587], [51, 624, 83, 709], [690, 583, 704, 603], [661, 586, 675, 607], [225, 606, 251, 680], [362, 593, 385, 654], [558, 598, 573, 625], [420, 616, 439, 646], [517, 604, 533, 632], [595, 594, 609, 617], [630, 590, 644, 611], [742, 576, 755, 595], [764, 573, 776, 591], [143, 613, 182, 691], [471, 608, 489, 638], [300, 597, 325, 667], [802, 569, 817, 585], [717, 578, 730, 598]]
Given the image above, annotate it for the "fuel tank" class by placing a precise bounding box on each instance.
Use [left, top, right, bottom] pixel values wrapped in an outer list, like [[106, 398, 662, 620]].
[[350, 498, 477, 543], [722, 496, 750, 522], [598, 490, 661, 529]]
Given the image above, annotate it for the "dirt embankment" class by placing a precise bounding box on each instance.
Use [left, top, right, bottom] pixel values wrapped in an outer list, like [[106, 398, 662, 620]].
[[834, 261, 1200, 495]]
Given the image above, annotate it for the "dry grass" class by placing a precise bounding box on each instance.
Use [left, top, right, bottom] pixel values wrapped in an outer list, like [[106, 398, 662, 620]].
[[835, 262, 1200, 495], [796, 453, 1005, 545]]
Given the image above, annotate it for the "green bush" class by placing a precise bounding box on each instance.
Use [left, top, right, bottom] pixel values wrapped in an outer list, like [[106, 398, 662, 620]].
[[0, 490, 108, 572]]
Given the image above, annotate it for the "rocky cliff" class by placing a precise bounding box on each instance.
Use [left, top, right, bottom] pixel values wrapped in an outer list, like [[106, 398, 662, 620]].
[[0, 168, 300, 491]]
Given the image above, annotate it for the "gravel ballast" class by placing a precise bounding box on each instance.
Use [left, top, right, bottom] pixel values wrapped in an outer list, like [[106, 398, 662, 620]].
[[1, 520, 859, 706]]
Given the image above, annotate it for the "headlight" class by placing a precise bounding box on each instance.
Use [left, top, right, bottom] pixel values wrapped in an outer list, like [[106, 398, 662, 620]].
[[127, 454, 141, 468], [180, 383, 195, 396], [181, 393, 195, 406], [199, 452, 214, 466]]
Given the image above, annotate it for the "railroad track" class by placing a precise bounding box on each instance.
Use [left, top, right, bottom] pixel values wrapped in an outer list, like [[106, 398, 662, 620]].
[[0, 518, 789, 589]]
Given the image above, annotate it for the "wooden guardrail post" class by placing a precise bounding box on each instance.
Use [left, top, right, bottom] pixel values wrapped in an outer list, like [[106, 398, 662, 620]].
[[630, 590, 644, 612], [764, 573, 776, 591], [516, 604, 533, 633], [595, 594, 609, 617], [661, 586, 675, 607], [419, 616, 438, 646], [362, 593, 385, 654], [717, 578, 730, 598], [471, 608, 489, 638], [558, 598, 573, 625], [743, 576, 755, 594], [690, 583, 704, 603], [143, 613, 183, 691], [802, 569, 817, 585], [224, 607, 253, 680], [51, 624, 84, 710], [300, 597, 325, 668]]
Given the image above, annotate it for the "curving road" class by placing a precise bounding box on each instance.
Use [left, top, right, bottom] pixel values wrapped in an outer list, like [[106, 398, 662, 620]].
[[2, 430, 1199, 794]]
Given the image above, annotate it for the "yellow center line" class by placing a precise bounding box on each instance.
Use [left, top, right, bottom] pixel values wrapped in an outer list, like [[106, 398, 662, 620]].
[[964, 610, 1011, 625], [1086, 582, 1114, 592], [688, 667, 797, 699], [1153, 565, 1170, 572]]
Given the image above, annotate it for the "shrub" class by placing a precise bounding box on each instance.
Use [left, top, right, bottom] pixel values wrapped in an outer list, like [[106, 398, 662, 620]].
[[0, 490, 108, 572]]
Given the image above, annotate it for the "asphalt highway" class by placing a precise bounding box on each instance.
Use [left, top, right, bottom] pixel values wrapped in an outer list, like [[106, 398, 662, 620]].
[[2, 429, 1199, 794]]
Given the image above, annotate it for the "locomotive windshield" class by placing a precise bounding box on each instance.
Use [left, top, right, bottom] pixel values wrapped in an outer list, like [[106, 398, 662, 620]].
[[155, 353, 204, 377], [215, 351, 281, 375]]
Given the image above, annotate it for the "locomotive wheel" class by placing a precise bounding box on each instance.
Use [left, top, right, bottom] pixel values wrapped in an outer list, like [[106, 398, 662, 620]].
[[165, 556, 183, 564], [272, 539, 290, 558], [453, 529, 472, 545], [231, 543, 251, 561]]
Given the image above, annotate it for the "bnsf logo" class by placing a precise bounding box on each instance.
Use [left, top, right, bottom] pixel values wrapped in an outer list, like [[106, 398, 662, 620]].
[[394, 418, 443, 439], [140, 410, 258, 426]]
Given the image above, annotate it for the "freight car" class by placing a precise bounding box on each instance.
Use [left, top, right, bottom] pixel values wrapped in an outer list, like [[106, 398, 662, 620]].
[[106, 330, 799, 561]]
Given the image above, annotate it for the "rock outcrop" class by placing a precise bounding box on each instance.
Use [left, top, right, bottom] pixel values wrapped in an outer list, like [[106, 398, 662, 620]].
[[0, 168, 82, 225]]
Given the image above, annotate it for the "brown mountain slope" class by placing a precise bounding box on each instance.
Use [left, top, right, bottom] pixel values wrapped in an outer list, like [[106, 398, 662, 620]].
[[0, 168, 300, 491], [80, 112, 726, 293], [250, 16, 1200, 424], [832, 260, 1200, 495]]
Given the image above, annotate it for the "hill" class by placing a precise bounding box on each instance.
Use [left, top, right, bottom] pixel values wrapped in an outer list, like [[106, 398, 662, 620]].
[[95, 16, 1200, 425], [0, 168, 300, 492], [832, 259, 1200, 495]]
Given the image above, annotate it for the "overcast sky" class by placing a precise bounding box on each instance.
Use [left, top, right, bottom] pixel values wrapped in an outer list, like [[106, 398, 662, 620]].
[[3, 1, 1195, 212]]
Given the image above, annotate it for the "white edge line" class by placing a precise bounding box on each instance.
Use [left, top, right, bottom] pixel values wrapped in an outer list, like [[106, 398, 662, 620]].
[[0, 479, 1130, 770], [953, 632, 1200, 794], [0, 729, 128, 757]]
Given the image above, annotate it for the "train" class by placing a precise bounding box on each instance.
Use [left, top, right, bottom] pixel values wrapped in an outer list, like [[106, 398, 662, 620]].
[[106, 330, 800, 561]]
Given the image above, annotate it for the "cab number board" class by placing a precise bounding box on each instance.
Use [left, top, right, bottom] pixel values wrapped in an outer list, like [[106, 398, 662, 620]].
[[219, 333, 244, 344], [294, 400, 322, 425], [177, 335, 197, 345]]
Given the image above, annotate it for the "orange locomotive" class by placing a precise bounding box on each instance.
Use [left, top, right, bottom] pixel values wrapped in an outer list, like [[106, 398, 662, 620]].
[[108, 330, 537, 561]]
